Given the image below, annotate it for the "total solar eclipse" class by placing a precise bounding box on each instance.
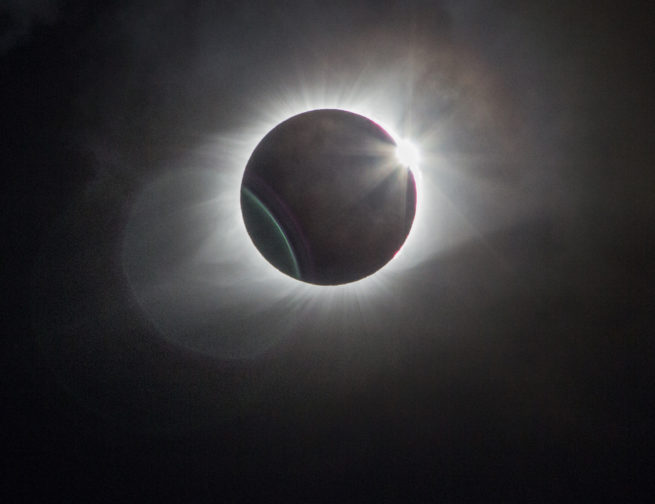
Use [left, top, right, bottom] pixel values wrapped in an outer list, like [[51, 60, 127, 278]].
[[241, 109, 418, 285]]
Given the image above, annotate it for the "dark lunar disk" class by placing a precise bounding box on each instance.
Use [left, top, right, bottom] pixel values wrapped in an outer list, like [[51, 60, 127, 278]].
[[241, 109, 417, 285]]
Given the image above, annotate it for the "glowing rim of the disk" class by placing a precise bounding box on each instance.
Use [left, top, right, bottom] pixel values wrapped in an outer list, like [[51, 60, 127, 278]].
[[222, 101, 427, 296]]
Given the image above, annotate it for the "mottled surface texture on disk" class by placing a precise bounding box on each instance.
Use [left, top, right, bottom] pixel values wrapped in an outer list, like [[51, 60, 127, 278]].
[[241, 109, 417, 285]]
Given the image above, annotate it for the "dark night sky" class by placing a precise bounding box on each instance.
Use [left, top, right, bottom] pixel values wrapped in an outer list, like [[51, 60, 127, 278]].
[[3, 1, 655, 502]]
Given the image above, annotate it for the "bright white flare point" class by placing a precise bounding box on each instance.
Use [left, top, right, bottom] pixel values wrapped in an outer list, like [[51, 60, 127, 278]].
[[395, 139, 420, 168]]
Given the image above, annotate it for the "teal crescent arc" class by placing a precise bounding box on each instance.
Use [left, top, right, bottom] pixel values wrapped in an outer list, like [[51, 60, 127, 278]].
[[240, 186, 302, 280]]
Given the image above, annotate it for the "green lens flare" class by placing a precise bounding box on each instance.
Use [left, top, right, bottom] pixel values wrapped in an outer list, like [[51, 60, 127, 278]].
[[241, 186, 301, 279]]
